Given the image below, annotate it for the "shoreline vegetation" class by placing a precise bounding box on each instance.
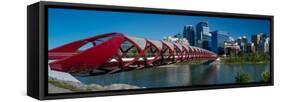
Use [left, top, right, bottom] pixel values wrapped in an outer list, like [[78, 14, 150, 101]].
[[174, 52, 270, 65], [221, 52, 270, 64], [48, 77, 144, 94], [235, 70, 270, 83]]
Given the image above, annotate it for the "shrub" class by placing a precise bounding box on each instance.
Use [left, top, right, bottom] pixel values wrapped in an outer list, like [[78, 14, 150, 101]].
[[235, 72, 251, 83], [261, 71, 270, 82]]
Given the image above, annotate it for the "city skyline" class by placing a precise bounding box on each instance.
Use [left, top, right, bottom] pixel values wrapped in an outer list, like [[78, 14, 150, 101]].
[[48, 8, 270, 49]]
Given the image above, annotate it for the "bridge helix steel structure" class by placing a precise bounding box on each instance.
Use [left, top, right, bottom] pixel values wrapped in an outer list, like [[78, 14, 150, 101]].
[[48, 32, 218, 74]]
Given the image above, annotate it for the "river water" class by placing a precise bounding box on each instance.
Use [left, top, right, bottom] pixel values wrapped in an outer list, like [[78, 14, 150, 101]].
[[74, 62, 270, 88]]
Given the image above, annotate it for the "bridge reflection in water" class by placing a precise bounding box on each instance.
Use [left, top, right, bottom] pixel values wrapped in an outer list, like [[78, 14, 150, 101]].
[[48, 32, 218, 75]]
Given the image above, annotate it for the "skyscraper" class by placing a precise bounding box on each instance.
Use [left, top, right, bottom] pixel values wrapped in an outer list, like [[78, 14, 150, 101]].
[[251, 33, 262, 47], [252, 33, 269, 52], [196, 22, 211, 48], [211, 30, 230, 54], [264, 37, 270, 53], [237, 36, 248, 53], [183, 25, 195, 46]]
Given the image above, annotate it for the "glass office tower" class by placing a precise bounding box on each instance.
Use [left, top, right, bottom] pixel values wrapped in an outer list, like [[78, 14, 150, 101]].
[[196, 22, 211, 49], [211, 30, 230, 54], [183, 25, 195, 46]]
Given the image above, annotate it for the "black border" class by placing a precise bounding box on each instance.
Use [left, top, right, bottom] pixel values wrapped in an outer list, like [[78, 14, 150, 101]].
[[33, 1, 273, 100]]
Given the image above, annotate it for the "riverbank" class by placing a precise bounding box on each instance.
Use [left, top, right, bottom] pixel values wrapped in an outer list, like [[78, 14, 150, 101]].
[[48, 77, 144, 93], [175, 60, 206, 65], [220, 52, 270, 64]]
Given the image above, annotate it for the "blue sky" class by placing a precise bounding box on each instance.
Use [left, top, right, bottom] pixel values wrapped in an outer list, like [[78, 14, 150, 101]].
[[48, 8, 270, 49]]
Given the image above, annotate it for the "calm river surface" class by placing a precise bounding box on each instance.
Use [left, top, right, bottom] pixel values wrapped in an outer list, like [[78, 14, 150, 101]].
[[74, 62, 270, 88]]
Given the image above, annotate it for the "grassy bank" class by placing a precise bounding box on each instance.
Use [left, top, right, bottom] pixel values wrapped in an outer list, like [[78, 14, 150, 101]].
[[221, 52, 270, 64]]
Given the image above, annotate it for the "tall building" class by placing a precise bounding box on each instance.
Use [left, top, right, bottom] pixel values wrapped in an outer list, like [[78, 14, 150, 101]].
[[211, 30, 230, 54], [237, 36, 248, 53], [251, 33, 262, 47], [246, 43, 255, 53], [202, 34, 212, 50], [196, 22, 211, 48], [252, 33, 269, 52], [264, 37, 270, 53], [183, 25, 195, 46]]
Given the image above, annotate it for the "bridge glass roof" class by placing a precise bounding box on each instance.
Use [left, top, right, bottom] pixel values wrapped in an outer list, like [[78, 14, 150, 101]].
[[162, 41, 174, 50], [148, 40, 163, 49], [181, 44, 189, 51], [173, 42, 183, 51], [124, 35, 146, 50]]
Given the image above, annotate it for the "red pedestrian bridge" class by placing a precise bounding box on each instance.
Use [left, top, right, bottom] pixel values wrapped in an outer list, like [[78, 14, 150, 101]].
[[48, 32, 218, 74]]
